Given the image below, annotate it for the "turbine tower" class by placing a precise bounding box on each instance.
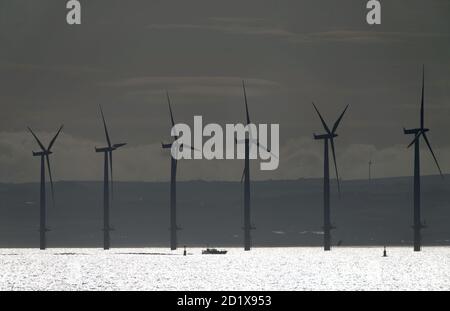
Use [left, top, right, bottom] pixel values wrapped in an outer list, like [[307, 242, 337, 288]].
[[241, 81, 253, 251], [312, 103, 348, 251], [95, 105, 126, 250], [403, 66, 443, 252], [28, 125, 63, 250]]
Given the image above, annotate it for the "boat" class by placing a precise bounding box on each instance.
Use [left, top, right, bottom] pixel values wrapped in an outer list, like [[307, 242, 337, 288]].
[[202, 248, 227, 255]]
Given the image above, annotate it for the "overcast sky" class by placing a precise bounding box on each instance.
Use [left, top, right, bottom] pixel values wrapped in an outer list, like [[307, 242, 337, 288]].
[[0, 0, 449, 182]]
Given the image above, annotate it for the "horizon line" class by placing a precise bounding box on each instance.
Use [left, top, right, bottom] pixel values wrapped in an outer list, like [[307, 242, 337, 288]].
[[1, 173, 448, 185]]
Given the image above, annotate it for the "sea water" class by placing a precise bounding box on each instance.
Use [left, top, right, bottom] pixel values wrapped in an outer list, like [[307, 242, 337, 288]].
[[1, 247, 449, 291]]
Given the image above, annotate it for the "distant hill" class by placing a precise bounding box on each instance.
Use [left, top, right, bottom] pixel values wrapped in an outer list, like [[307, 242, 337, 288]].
[[0, 175, 449, 248]]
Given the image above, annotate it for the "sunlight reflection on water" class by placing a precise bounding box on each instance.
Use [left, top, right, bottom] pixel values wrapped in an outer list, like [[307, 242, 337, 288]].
[[1, 247, 449, 290]]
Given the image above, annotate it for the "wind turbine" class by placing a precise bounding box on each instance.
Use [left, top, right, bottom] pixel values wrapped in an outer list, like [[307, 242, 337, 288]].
[[95, 105, 126, 250], [28, 125, 63, 250], [161, 92, 197, 251], [241, 81, 254, 251], [403, 66, 443, 252], [237, 81, 273, 251], [312, 103, 348, 251], [161, 92, 182, 251]]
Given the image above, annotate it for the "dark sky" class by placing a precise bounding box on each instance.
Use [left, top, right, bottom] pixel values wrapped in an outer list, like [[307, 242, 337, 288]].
[[0, 0, 449, 182]]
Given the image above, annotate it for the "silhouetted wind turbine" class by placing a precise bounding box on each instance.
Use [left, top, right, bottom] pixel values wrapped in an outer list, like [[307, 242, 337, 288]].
[[161, 92, 184, 251], [312, 103, 348, 251], [237, 81, 273, 251], [241, 81, 254, 251], [95, 105, 126, 250], [403, 66, 443, 252], [28, 125, 63, 250]]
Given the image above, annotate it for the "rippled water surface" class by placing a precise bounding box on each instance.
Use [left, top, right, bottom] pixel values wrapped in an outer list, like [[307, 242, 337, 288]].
[[1, 247, 450, 290]]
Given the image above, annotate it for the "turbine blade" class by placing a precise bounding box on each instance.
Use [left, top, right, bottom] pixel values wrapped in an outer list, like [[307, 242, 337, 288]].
[[242, 80, 251, 125], [27, 127, 46, 151], [421, 65, 425, 129], [332, 105, 349, 134], [423, 132, 443, 177], [330, 138, 341, 195], [99, 105, 112, 148], [407, 133, 422, 148], [240, 168, 245, 183], [48, 125, 64, 151], [182, 143, 200, 152], [312, 103, 331, 134], [255, 141, 279, 159], [166, 91, 175, 127], [45, 154, 55, 208], [109, 151, 114, 199], [113, 143, 127, 149]]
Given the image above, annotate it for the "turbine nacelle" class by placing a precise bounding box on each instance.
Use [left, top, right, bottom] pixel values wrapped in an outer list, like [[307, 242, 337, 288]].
[[95, 146, 115, 153], [95, 143, 126, 153], [32, 150, 52, 157], [96, 143, 127, 152], [313, 133, 338, 140], [403, 127, 428, 135]]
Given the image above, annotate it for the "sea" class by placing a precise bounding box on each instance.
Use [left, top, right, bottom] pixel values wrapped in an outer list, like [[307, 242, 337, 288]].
[[1, 247, 449, 291]]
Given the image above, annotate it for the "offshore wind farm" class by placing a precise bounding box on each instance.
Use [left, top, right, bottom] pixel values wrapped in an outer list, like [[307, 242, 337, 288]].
[[1, 60, 448, 290], [0, 69, 447, 252], [0, 68, 446, 291], [1, 0, 449, 292]]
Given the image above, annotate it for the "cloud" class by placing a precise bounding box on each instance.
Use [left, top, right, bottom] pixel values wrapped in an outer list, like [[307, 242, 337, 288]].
[[146, 17, 295, 38], [252, 137, 449, 181], [1, 132, 448, 183], [0, 62, 107, 76], [146, 18, 450, 44], [293, 31, 450, 44], [0, 131, 102, 183]]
